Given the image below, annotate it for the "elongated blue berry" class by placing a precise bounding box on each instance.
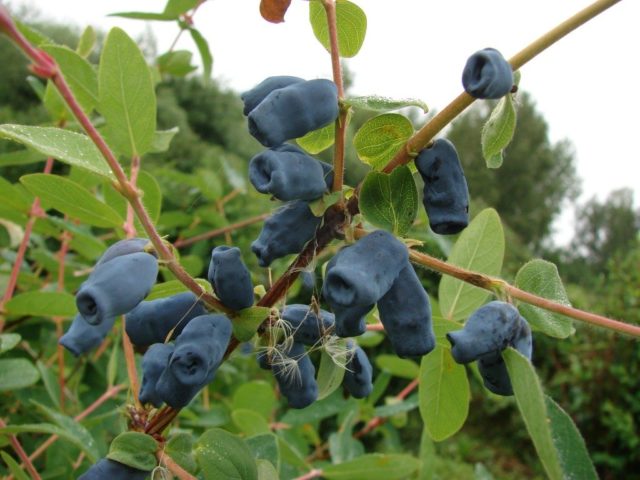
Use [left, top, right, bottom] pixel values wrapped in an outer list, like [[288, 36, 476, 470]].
[[343, 342, 373, 398], [156, 314, 232, 408], [59, 313, 114, 357], [415, 138, 469, 235], [272, 342, 318, 409], [95, 237, 152, 267], [78, 458, 148, 480], [377, 262, 435, 357], [249, 144, 333, 201], [323, 230, 408, 307], [332, 302, 373, 338], [462, 48, 513, 99], [241, 75, 304, 115], [478, 354, 513, 396], [139, 343, 174, 407], [208, 246, 254, 310], [281, 304, 335, 346], [251, 200, 321, 267], [248, 79, 339, 147], [125, 292, 207, 347]]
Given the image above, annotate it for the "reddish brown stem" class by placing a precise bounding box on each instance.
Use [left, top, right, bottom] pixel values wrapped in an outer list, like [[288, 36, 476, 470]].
[[174, 213, 269, 248], [294, 469, 324, 480], [0, 418, 42, 480], [156, 450, 197, 480]]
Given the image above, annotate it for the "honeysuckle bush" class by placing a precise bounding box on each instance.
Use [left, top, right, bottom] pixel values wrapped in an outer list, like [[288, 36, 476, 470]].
[[0, 0, 635, 478]]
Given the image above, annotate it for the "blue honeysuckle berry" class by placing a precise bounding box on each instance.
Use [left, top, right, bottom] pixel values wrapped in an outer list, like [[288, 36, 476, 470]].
[[322, 230, 409, 308], [272, 341, 318, 409], [76, 252, 159, 326], [281, 303, 335, 346], [342, 341, 373, 398], [446, 301, 532, 364], [59, 313, 115, 357], [478, 353, 514, 396], [125, 291, 207, 347], [78, 458, 149, 480], [241, 75, 305, 116], [155, 314, 232, 408], [94, 237, 153, 267], [462, 47, 513, 99], [248, 79, 339, 147], [139, 343, 174, 407], [415, 138, 469, 235], [207, 246, 254, 311], [332, 302, 374, 338], [251, 200, 322, 267], [377, 261, 436, 358], [249, 143, 333, 201]]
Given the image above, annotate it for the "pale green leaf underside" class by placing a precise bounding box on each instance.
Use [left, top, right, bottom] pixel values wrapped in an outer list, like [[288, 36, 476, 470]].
[[354, 113, 413, 171]]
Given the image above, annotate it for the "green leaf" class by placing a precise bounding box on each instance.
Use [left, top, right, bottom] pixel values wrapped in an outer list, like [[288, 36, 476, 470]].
[[373, 394, 419, 418], [316, 348, 347, 400], [0, 334, 21, 354], [20, 174, 124, 228], [32, 401, 100, 462], [151, 127, 179, 153], [36, 361, 61, 408], [359, 166, 418, 237], [309, 0, 367, 58], [328, 408, 364, 463], [481, 95, 516, 168], [146, 279, 212, 300], [0, 359, 40, 391], [417, 427, 436, 480], [5, 291, 77, 318], [280, 389, 352, 426], [166, 433, 197, 474], [375, 355, 420, 379], [103, 169, 163, 225], [256, 459, 279, 480], [0, 451, 30, 480], [157, 50, 198, 76], [354, 113, 413, 171], [232, 381, 277, 421], [545, 396, 598, 479], [346, 95, 428, 113], [438, 208, 505, 321], [515, 259, 574, 338], [42, 44, 98, 113], [232, 409, 271, 437], [0, 125, 114, 179], [164, 0, 199, 16], [296, 122, 335, 154], [0, 177, 32, 213], [0, 149, 44, 168], [322, 453, 420, 479], [109, 11, 176, 21], [232, 307, 270, 342], [245, 433, 280, 472], [419, 345, 470, 441], [99, 27, 156, 157], [189, 28, 213, 80], [107, 432, 157, 471], [76, 26, 97, 58], [195, 428, 258, 480]]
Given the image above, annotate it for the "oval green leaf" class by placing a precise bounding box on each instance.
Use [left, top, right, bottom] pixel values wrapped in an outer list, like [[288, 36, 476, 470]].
[[347, 95, 428, 114], [375, 354, 420, 379], [232, 381, 277, 421], [316, 348, 347, 400], [322, 453, 420, 479], [481, 94, 516, 169], [232, 409, 271, 437], [0, 333, 21, 354], [354, 113, 413, 171], [438, 208, 505, 321], [0, 358, 40, 391], [99, 27, 156, 157], [359, 166, 418, 237], [309, 0, 367, 58], [232, 306, 270, 342], [195, 428, 258, 480], [107, 431, 157, 471], [166, 433, 198, 474], [5, 291, 77, 318], [419, 345, 470, 441], [20, 174, 124, 228], [189, 28, 213, 80], [296, 122, 335, 154]]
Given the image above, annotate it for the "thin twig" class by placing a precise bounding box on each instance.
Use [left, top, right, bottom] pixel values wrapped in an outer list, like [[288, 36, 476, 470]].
[[156, 450, 197, 480], [174, 213, 269, 248]]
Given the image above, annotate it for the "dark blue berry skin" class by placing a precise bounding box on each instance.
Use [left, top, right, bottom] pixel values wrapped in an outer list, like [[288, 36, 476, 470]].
[[462, 48, 513, 100], [281, 304, 335, 346], [272, 342, 318, 409], [300, 270, 316, 291], [59, 313, 114, 357], [415, 138, 469, 235], [95, 238, 152, 267], [332, 302, 373, 338], [156, 314, 232, 408], [249, 144, 333, 201], [342, 342, 373, 398], [125, 292, 207, 347], [256, 350, 272, 370], [207, 246, 254, 311], [139, 343, 174, 407], [446, 301, 532, 365], [241, 75, 304, 116], [78, 458, 149, 480], [323, 230, 408, 308], [248, 79, 339, 147], [377, 262, 436, 358], [478, 353, 513, 396], [76, 252, 158, 326], [251, 200, 322, 267]]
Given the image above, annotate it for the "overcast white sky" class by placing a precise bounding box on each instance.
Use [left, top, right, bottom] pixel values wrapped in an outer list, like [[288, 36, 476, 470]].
[[8, 0, 640, 245]]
